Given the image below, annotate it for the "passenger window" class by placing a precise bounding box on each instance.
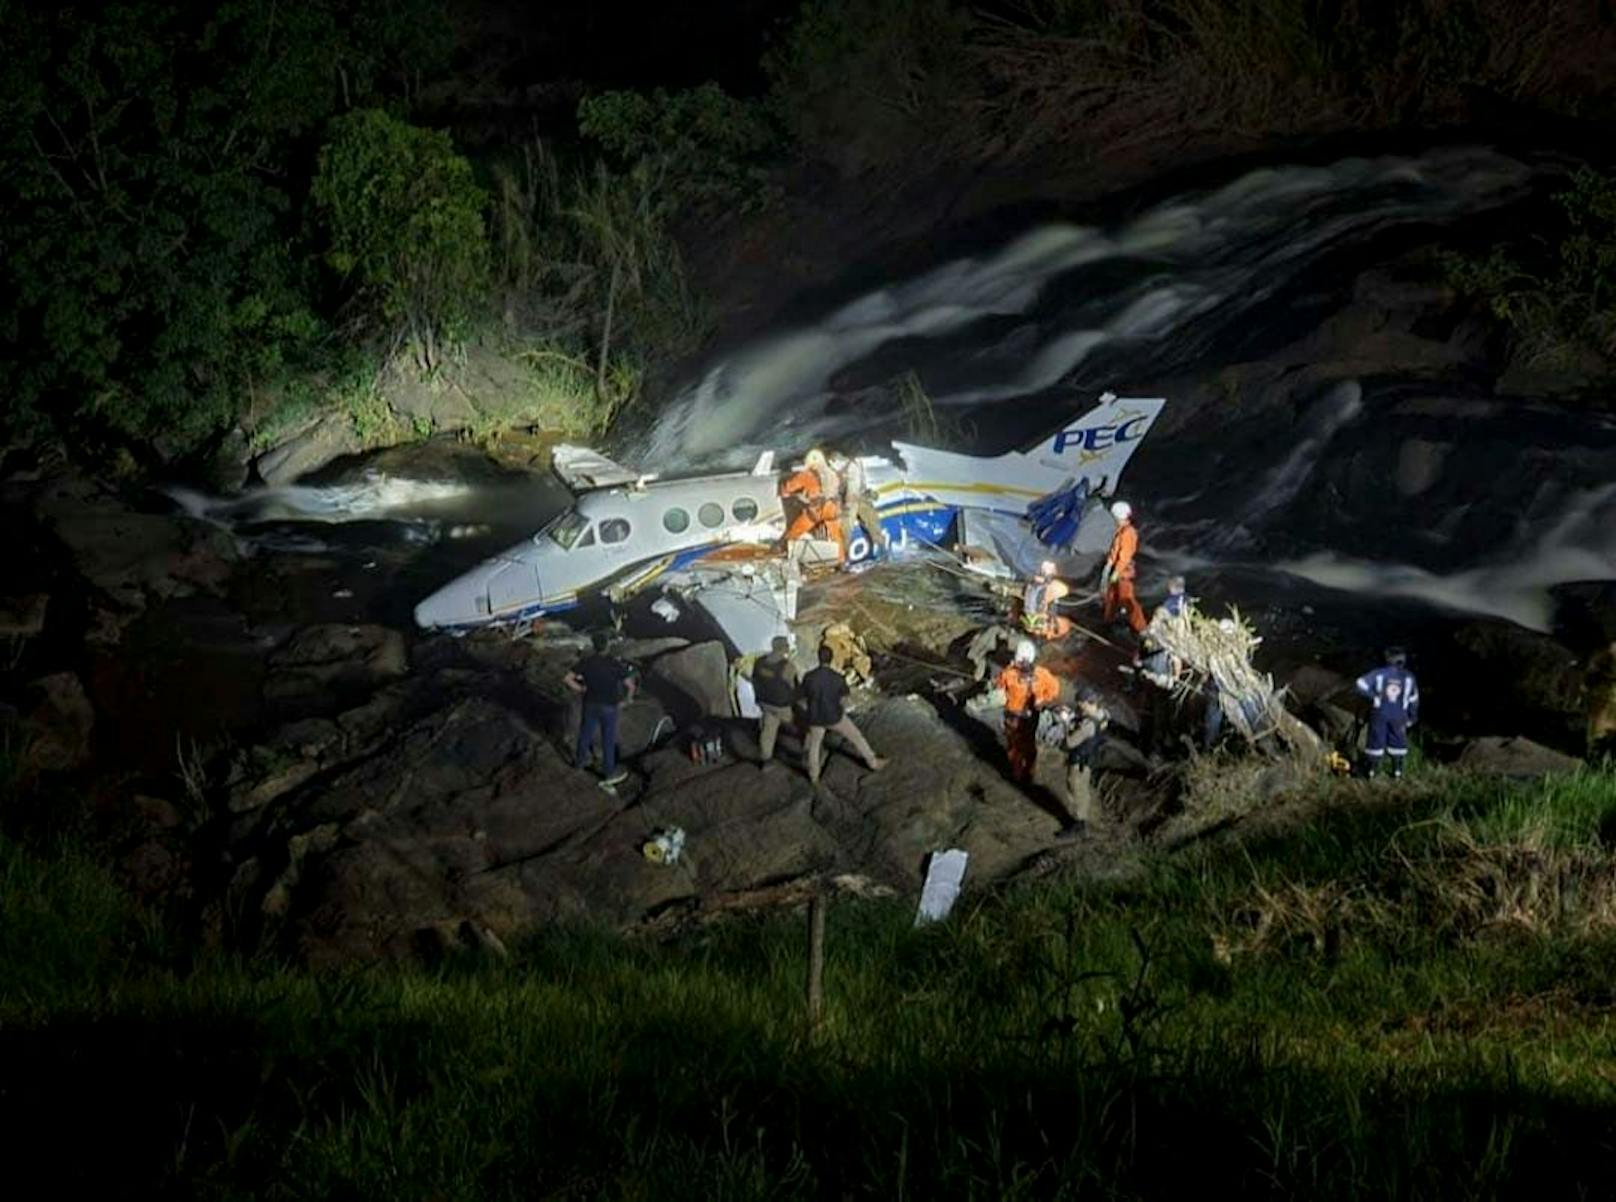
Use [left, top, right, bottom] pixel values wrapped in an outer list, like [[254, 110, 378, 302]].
[[663, 507, 690, 534], [732, 497, 759, 522], [599, 518, 631, 545], [698, 502, 725, 529]]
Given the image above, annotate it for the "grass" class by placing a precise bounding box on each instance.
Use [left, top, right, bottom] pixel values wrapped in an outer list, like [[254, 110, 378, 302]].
[[5, 768, 1616, 1197]]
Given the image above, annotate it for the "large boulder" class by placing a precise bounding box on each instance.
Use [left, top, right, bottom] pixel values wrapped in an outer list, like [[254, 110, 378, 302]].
[[253, 414, 362, 486], [648, 641, 734, 721], [263, 624, 408, 714], [215, 689, 1123, 964], [20, 672, 95, 774], [1457, 736, 1584, 779], [34, 474, 238, 629], [0, 593, 48, 639]]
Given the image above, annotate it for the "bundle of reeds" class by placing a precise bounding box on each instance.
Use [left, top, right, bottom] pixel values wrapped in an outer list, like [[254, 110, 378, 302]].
[[1145, 605, 1320, 756]]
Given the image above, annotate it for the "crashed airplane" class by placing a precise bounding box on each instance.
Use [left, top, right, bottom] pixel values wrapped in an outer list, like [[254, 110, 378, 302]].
[[413, 392, 1165, 653]]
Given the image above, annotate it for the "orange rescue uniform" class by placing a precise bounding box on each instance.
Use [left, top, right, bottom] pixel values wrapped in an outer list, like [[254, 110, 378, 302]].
[[781, 468, 843, 558], [996, 662, 1061, 783], [1103, 520, 1147, 633]]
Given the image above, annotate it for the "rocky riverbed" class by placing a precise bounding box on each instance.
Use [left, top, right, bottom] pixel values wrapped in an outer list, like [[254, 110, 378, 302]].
[[1, 442, 1603, 967]]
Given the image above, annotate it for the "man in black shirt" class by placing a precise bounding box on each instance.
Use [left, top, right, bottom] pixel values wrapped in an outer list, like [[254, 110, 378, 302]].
[[564, 630, 638, 785], [798, 644, 886, 784], [747, 635, 800, 767]]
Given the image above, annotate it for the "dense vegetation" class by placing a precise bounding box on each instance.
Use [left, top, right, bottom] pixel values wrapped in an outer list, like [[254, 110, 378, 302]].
[[1443, 167, 1616, 380], [3, 0, 1613, 466], [5, 767, 1616, 1198]]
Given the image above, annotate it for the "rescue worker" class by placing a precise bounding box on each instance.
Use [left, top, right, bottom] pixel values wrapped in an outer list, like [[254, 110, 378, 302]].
[[1157, 574, 1189, 621], [1020, 561, 1071, 639], [831, 451, 887, 563], [1056, 689, 1110, 837], [1100, 500, 1148, 634], [799, 643, 886, 784], [781, 449, 843, 564], [564, 630, 638, 786], [1135, 632, 1183, 758], [996, 639, 1061, 785], [747, 635, 800, 768], [1355, 646, 1419, 778]]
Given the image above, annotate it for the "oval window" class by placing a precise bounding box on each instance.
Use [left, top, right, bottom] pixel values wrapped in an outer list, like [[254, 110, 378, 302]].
[[697, 502, 725, 529], [599, 518, 631, 545], [732, 496, 759, 522], [662, 507, 690, 534]]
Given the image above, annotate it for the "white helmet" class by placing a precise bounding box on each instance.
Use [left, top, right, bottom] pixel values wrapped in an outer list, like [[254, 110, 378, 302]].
[[805, 448, 827, 470], [1038, 560, 1057, 578], [1014, 639, 1037, 664], [1110, 500, 1133, 522]]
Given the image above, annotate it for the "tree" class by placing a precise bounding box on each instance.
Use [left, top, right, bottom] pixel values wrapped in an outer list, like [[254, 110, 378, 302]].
[[0, 0, 452, 454], [312, 109, 490, 372]]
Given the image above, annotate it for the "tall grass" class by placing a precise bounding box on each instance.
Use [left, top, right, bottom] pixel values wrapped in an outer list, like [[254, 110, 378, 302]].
[[5, 768, 1616, 1197]]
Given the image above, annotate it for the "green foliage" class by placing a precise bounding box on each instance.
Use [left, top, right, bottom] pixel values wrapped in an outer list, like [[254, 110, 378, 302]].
[[763, 0, 974, 176], [6, 769, 1616, 1195], [484, 138, 709, 430], [578, 82, 782, 214], [312, 109, 490, 372], [0, 1, 452, 457], [1442, 168, 1616, 371]]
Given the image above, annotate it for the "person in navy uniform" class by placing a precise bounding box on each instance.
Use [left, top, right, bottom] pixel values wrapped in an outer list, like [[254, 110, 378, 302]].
[[1355, 646, 1419, 778]]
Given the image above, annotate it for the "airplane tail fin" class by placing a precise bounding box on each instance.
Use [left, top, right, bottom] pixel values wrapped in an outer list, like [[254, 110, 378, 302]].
[[1020, 392, 1166, 496]]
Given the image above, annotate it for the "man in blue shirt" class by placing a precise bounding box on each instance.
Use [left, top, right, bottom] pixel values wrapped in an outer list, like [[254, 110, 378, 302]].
[[1355, 646, 1419, 778]]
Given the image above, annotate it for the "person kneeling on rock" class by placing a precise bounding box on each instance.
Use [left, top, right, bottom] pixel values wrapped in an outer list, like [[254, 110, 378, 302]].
[[1056, 689, 1110, 838], [798, 643, 887, 785], [565, 630, 638, 786]]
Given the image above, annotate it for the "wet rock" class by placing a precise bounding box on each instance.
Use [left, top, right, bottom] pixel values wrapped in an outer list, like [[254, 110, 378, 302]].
[[253, 414, 362, 486], [0, 593, 48, 638], [133, 794, 184, 830], [219, 689, 1119, 964], [20, 672, 95, 774], [1457, 736, 1584, 779], [648, 641, 734, 720], [122, 839, 185, 898], [263, 624, 408, 714], [1445, 623, 1585, 750], [227, 753, 322, 813], [266, 718, 346, 762], [40, 475, 237, 599], [1586, 642, 1616, 758]]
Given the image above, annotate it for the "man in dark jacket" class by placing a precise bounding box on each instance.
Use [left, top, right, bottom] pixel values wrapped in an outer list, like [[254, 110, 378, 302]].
[[1057, 690, 1110, 836], [798, 644, 886, 784], [564, 630, 638, 786], [747, 635, 801, 767]]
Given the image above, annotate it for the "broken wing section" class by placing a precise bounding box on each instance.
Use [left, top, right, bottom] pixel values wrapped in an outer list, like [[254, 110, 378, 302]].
[[551, 445, 649, 491], [656, 562, 801, 656]]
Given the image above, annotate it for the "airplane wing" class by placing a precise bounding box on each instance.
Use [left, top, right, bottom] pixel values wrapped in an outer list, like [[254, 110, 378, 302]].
[[551, 444, 648, 491], [644, 561, 800, 657]]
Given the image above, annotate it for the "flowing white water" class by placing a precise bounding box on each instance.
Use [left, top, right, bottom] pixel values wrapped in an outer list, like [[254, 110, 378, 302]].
[[1275, 483, 1616, 633], [645, 147, 1532, 466], [168, 473, 471, 526]]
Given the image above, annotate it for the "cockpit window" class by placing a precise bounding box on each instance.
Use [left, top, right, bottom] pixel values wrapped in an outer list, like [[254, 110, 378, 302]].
[[545, 510, 591, 550], [599, 518, 631, 544]]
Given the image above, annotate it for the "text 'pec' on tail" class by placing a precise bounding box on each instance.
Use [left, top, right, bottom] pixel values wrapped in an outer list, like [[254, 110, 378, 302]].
[[1023, 393, 1167, 496]]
